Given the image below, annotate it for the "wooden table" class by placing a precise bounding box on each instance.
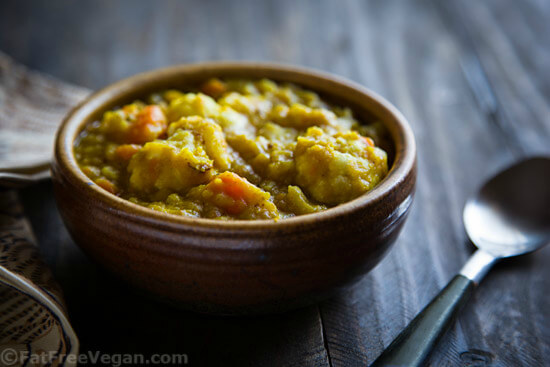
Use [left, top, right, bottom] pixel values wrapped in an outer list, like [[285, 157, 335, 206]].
[[1, 0, 549, 366]]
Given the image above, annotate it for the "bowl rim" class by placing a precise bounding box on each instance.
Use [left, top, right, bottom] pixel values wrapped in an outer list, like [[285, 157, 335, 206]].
[[55, 61, 416, 231]]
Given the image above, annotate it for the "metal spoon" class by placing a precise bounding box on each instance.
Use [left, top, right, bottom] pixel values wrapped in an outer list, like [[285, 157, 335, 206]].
[[371, 157, 550, 367]]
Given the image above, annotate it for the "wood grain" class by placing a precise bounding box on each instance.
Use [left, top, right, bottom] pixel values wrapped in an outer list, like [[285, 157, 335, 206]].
[[1, 0, 549, 366]]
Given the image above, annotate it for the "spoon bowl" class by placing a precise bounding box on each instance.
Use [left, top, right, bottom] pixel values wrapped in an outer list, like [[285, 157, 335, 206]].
[[464, 157, 550, 258]]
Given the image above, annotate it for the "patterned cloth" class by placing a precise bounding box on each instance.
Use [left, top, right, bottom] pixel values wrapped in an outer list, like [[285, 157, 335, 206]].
[[0, 52, 90, 367]]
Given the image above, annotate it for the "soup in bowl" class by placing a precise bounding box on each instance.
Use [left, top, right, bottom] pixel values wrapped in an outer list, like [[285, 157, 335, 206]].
[[53, 63, 416, 314], [74, 78, 389, 220]]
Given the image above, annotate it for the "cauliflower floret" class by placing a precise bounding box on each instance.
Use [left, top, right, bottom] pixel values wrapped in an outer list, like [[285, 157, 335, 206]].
[[166, 93, 220, 122], [167, 116, 232, 170], [258, 122, 298, 145], [128, 133, 214, 195], [216, 106, 256, 137], [218, 92, 272, 117], [128, 116, 232, 195], [227, 133, 296, 184], [269, 103, 337, 129], [294, 127, 388, 204]]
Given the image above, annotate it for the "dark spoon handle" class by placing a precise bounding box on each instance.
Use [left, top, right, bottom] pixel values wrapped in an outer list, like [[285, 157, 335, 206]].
[[370, 275, 474, 367]]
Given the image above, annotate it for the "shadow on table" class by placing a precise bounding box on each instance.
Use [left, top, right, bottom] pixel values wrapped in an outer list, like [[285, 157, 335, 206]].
[[20, 181, 538, 367], [19, 181, 325, 367]]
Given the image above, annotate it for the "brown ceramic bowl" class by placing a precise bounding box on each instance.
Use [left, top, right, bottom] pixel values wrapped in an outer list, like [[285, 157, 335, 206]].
[[52, 63, 416, 314]]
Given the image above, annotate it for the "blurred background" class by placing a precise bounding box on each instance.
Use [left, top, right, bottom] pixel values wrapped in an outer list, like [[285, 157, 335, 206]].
[[2, 0, 548, 155], [1, 0, 549, 366]]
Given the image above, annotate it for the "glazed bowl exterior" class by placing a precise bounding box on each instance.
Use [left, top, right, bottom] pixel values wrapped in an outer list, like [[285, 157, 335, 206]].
[[52, 63, 416, 314]]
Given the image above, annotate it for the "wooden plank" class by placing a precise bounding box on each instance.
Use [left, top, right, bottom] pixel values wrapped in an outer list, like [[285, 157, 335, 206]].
[[318, 0, 550, 366], [436, 1, 550, 366], [439, 0, 550, 156], [1, 0, 549, 366]]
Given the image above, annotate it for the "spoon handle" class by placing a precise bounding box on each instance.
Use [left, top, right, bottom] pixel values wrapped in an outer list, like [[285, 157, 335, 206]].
[[370, 274, 474, 366], [370, 250, 497, 366]]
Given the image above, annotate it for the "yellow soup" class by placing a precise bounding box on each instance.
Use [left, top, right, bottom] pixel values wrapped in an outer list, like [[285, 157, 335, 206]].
[[74, 79, 388, 220]]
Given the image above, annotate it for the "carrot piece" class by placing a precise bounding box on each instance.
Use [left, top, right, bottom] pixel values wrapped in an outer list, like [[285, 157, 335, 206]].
[[214, 172, 250, 200], [127, 105, 167, 144], [361, 136, 375, 147], [219, 173, 243, 199], [200, 78, 227, 98], [96, 178, 117, 194], [115, 144, 141, 161], [206, 172, 258, 215]]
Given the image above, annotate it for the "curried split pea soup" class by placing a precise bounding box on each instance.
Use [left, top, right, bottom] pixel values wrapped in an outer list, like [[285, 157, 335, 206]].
[[74, 79, 389, 220]]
